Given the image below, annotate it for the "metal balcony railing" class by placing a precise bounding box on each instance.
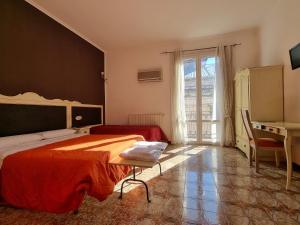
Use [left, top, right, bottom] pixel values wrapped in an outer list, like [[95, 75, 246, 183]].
[[185, 119, 218, 143]]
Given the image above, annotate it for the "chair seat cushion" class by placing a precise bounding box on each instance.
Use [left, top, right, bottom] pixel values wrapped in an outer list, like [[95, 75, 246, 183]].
[[250, 138, 284, 148]]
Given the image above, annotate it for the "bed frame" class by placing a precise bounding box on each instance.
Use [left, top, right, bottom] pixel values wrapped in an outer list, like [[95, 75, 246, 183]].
[[0, 92, 103, 137]]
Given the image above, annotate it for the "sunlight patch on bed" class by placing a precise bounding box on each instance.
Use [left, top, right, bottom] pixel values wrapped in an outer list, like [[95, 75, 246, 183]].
[[53, 136, 137, 151]]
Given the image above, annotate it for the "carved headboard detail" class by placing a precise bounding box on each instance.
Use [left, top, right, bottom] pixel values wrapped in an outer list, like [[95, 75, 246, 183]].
[[0, 92, 103, 136]]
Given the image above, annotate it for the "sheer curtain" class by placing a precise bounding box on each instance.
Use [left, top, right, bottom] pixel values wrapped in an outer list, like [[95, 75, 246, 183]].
[[215, 53, 225, 145], [171, 50, 187, 144], [216, 44, 235, 147]]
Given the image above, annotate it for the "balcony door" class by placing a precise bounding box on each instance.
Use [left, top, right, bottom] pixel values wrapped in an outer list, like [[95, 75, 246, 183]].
[[183, 53, 220, 144]]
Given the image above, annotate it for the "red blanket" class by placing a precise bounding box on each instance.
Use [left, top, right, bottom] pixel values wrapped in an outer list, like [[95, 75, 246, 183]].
[[0, 134, 144, 213], [90, 125, 169, 142]]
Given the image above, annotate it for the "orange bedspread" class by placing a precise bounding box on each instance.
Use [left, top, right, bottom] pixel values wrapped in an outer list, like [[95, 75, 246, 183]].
[[0, 134, 144, 213]]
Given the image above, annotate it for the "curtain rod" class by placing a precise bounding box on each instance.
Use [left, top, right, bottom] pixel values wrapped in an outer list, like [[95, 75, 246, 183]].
[[160, 43, 241, 54]]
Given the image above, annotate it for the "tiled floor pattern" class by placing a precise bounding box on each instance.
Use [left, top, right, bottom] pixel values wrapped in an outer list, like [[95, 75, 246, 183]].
[[0, 145, 300, 225]]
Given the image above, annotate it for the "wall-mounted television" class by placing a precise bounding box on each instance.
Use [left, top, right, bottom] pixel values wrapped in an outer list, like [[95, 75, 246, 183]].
[[289, 43, 300, 70]]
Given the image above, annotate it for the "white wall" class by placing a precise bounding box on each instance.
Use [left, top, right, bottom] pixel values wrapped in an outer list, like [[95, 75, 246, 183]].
[[106, 28, 260, 139], [106, 42, 175, 138], [260, 0, 300, 164]]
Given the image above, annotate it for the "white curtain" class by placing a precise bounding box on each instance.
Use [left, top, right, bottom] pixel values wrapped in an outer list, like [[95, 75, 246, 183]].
[[215, 53, 225, 145], [171, 50, 187, 144], [216, 44, 235, 147]]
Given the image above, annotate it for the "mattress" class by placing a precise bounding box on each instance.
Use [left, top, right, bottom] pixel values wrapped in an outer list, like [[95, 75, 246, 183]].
[[0, 134, 144, 213], [0, 133, 85, 168]]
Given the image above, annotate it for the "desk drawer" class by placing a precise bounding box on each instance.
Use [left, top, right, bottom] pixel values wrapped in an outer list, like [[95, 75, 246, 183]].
[[253, 124, 262, 129], [265, 126, 279, 134]]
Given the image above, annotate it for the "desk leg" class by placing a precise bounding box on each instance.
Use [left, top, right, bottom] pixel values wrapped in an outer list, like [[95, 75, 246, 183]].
[[284, 133, 292, 190]]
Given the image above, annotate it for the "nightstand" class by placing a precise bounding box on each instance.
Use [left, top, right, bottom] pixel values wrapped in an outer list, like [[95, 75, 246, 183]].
[[74, 127, 90, 134], [73, 124, 102, 135]]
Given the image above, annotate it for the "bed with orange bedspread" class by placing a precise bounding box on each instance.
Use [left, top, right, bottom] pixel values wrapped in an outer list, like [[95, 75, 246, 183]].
[[0, 134, 144, 213]]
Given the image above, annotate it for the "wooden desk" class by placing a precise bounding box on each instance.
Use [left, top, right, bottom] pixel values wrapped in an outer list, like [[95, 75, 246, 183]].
[[252, 121, 300, 189]]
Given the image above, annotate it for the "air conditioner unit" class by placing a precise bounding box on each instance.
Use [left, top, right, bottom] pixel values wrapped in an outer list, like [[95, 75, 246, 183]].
[[137, 69, 162, 82]]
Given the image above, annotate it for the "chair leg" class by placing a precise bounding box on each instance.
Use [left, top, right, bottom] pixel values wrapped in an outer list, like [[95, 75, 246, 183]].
[[249, 147, 253, 167], [275, 151, 280, 167], [255, 148, 259, 173]]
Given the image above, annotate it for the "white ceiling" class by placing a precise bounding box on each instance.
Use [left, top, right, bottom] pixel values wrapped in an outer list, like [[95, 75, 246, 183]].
[[27, 0, 278, 51]]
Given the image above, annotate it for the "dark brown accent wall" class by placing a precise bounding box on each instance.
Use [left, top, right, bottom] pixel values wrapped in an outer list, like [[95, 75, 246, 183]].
[[0, 0, 105, 112]]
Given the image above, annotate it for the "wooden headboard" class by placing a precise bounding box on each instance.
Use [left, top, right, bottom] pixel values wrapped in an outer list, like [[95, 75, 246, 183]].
[[72, 106, 103, 128], [0, 92, 103, 137]]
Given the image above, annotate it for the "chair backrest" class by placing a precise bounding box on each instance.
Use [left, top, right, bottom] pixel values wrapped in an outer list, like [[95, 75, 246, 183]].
[[241, 109, 255, 141]]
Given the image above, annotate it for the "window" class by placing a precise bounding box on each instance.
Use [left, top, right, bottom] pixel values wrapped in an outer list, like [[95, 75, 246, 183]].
[[183, 54, 219, 144]]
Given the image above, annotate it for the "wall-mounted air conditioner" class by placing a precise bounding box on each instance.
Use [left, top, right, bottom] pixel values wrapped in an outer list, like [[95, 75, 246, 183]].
[[137, 69, 162, 82]]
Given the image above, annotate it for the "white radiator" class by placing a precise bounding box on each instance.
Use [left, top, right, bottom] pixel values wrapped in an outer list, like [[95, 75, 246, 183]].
[[128, 113, 164, 126]]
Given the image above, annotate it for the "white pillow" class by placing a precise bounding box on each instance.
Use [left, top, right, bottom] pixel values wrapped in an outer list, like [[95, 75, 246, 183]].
[[41, 129, 76, 139], [0, 133, 43, 148]]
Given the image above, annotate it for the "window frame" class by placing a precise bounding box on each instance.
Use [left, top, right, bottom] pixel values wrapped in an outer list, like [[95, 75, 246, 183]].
[[182, 50, 220, 145]]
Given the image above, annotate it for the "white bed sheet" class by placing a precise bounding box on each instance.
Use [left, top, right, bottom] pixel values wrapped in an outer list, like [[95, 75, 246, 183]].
[[0, 133, 86, 169]]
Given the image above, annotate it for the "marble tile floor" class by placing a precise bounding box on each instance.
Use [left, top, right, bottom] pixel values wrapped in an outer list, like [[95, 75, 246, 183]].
[[1, 145, 300, 225]]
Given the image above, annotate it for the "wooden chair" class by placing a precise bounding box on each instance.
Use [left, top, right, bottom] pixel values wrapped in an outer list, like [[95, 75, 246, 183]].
[[241, 109, 285, 172]]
